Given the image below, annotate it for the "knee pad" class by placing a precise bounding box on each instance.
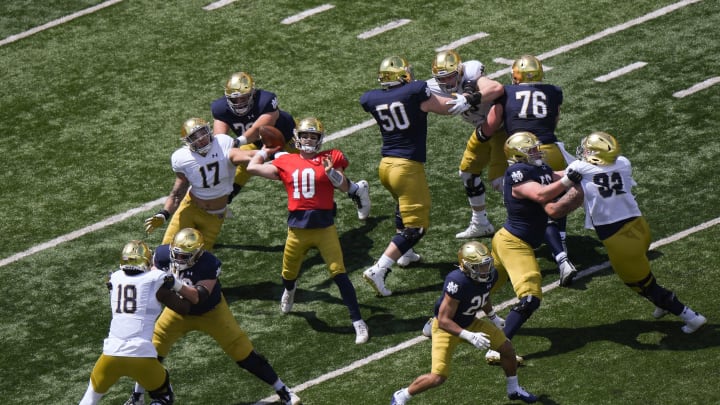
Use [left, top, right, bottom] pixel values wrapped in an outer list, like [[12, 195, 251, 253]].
[[459, 171, 486, 198], [510, 295, 541, 320], [391, 227, 425, 252]]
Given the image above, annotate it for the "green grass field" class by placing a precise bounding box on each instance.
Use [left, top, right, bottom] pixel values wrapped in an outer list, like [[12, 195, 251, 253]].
[[1, 1, 719, 404]]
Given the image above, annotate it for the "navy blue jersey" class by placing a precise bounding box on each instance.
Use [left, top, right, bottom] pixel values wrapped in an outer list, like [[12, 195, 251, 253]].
[[154, 244, 223, 315], [359, 81, 432, 162], [210, 89, 296, 147], [501, 83, 563, 144], [502, 162, 555, 248], [432, 268, 496, 329]]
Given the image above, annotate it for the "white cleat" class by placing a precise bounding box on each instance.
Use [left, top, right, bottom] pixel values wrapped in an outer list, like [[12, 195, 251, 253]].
[[396, 249, 421, 267], [455, 222, 495, 239], [353, 319, 370, 344], [422, 317, 434, 338], [351, 180, 371, 220], [485, 349, 524, 365], [681, 313, 707, 334], [558, 259, 578, 287], [362, 265, 392, 297], [280, 288, 296, 314]]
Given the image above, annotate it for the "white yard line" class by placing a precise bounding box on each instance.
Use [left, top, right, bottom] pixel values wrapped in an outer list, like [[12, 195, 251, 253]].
[[435, 33, 490, 52], [672, 76, 720, 98], [281, 4, 335, 24], [357, 19, 412, 39], [594, 62, 648, 82], [0, 0, 124, 47], [203, 0, 239, 11]]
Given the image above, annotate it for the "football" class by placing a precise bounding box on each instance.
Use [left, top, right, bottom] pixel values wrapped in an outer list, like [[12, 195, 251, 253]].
[[259, 126, 286, 149]]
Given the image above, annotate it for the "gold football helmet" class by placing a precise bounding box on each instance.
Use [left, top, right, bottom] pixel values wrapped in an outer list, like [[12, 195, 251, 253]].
[[458, 241, 494, 282], [181, 117, 213, 156], [511, 55, 544, 84], [378, 56, 414, 88], [224, 71, 256, 115], [505, 131, 545, 166], [120, 240, 153, 273], [170, 228, 205, 271], [578, 131, 620, 165], [432, 49, 464, 93], [293, 117, 325, 153]]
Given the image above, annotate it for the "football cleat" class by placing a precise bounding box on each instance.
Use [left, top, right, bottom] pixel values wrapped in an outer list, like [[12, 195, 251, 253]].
[[652, 306, 669, 319], [391, 389, 408, 405], [508, 387, 538, 403], [681, 313, 707, 334], [485, 349, 525, 366], [123, 392, 145, 405], [455, 222, 495, 239], [351, 180, 371, 220], [353, 319, 370, 344], [422, 317, 434, 338], [363, 265, 392, 297], [280, 288, 296, 314], [558, 259, 578, 287], [396, 249, 421, 267], [276, 387, 302, 405]]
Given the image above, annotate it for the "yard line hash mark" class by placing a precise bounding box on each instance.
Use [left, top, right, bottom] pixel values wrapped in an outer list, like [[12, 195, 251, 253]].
[[281, 4, 335, 24], [594, 62, 648, 82], [357, 19, 412, 39], [0, 0, 124, 47], [673, 76, 720, 98]]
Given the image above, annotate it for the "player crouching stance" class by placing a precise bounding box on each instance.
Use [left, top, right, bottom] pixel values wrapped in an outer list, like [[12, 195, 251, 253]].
[[391, 242, 537, 404]]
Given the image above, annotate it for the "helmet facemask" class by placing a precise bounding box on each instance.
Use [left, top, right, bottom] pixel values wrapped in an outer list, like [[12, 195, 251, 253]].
[[184, 125, 213, 155], [293, 117, 325, 153], [224, 72, 256, 116], [457, 241, 494, 282], [432, 50, 464, 93], [170, 228, 204, 273]]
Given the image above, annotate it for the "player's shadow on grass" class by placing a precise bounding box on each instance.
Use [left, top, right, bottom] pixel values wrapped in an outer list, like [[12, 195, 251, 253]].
[[288, 310, 432, 339], [518, 319, 718, 361]]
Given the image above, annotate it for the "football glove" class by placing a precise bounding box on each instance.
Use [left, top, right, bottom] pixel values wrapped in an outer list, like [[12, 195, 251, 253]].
[[446, 93, 471, 115], [144, 210, 170, 234], [163, 274, 183, 292], [459, 329, 491, 350], [560, 169, 583, 187]]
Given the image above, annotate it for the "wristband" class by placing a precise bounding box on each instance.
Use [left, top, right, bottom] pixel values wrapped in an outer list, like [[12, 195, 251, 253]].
[[158, 209, 170, 220], [257, 150, 268, 160], [233, 135, 248, 148], [327, 168, 344, 187], [466, 92, 482, 106]]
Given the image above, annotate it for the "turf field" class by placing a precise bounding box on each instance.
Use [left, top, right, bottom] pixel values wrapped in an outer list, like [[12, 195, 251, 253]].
[[1, 1, 718, 404]]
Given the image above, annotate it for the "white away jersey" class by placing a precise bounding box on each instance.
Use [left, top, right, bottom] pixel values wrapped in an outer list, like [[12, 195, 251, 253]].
[[170, 134, 236, 199], [566, 156, 642, 229], [426, 60, 492, 127], [104, 268, 167, 357]]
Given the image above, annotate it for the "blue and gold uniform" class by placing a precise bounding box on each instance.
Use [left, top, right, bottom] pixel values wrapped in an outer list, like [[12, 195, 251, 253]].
[[211, 88, 297, 192], [140, 231, 299, 404], [428, 268, 506, 377]]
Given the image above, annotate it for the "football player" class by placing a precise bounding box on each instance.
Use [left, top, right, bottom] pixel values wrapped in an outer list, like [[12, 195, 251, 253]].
[[143, 117, 259, 250], [485, 54, 578, 286], [80, 240, 187, 405], [359, 55, 479, 297], [564, 132, 707, 333], [427, 49, 506, 239], [391, 242, 537, 404], [211, 72, 371, 219], [124, 228, 301, 405], [485, 132, 582, 364], [247, 117, 370, 344]]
